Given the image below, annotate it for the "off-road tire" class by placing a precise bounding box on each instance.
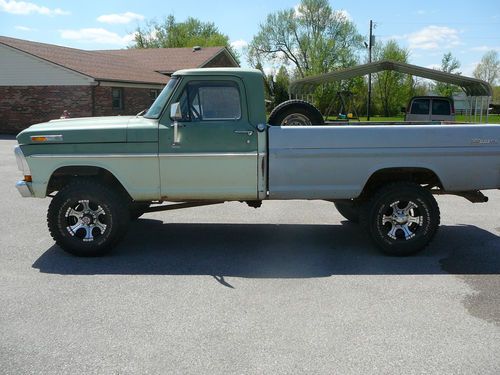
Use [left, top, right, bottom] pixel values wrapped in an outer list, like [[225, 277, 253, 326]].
[[47, 179, 130, 257], [268, 100, 324, 126], [361, 182, 440, 256]]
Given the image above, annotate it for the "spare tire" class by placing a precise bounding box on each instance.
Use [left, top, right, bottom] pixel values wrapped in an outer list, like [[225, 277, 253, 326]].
[[268, 99, 324, 126]]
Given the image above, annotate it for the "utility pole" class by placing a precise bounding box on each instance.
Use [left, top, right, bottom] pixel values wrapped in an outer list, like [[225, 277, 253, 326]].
[[367, 20, 374, 121]]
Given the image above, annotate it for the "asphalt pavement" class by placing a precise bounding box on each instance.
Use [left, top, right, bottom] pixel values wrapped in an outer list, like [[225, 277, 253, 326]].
[[1, 136, 499, 374]]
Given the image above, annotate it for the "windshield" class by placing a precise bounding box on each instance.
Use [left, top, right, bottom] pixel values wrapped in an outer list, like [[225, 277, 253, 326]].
[[144, 77, 179, 119]]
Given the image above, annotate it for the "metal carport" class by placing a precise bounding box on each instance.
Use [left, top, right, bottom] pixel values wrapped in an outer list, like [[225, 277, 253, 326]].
[[289, 60, 493, 122]]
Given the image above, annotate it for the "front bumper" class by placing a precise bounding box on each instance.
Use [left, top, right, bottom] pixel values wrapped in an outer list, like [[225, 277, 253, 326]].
[[16, 180, 34, 198]]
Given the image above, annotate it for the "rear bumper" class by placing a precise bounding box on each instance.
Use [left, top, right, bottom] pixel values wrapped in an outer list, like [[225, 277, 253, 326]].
[[16, 180, 34, 198]]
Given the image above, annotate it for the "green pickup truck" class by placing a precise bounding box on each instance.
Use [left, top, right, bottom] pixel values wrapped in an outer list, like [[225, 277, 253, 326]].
[[14, 68, 500, 257]]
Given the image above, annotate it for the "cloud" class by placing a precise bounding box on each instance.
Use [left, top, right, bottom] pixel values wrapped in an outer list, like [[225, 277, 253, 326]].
[[426, 64, 441, 70], [15, 25, 35, 31], [470, 45, 500, 52], [461, 61, 480, 77], [293, 4, 302, 17], [392, 26, 461, 50], [262, 66, 274, 76], [59, 28, 136, 46], [97, 11, 144, 24], [293, 4, 351, 21], [416, 10, 426, 15], [230, 39, 248, 50], [334, 9, 352, 21], [0, 0, 69, 15]]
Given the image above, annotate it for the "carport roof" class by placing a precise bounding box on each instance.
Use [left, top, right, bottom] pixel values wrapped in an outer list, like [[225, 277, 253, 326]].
[[290, 60, 492, 97]]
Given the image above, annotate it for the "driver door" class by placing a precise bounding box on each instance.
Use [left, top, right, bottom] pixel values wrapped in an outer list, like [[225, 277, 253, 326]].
[[158, 76, 259, 200]]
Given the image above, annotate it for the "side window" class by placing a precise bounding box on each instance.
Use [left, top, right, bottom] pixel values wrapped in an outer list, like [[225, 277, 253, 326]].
[[176, 81, 242, 121], [432, 99, 451, 116], [410, 99, 430, 115]]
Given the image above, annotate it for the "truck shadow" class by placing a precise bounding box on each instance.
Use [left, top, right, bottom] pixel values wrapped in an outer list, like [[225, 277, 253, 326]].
[[32, 220, 500, 277]]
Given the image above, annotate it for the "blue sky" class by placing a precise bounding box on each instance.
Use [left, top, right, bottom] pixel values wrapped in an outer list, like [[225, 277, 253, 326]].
[[1, 0, 499, 76]]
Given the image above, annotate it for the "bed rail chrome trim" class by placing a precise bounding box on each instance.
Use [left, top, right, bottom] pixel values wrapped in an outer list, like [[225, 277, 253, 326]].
[[159, 152, 258, 157], [30, 154, 158, 158]]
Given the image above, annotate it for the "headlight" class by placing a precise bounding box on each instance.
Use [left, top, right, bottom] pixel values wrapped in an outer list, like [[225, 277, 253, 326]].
[[14, 146, 31, 175]]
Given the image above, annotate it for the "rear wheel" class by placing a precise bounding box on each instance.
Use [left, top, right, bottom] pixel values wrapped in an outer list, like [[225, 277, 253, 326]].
[[47, 179, 130, 256], [362, 182, 440, 256], [268, 100, 324, 126]]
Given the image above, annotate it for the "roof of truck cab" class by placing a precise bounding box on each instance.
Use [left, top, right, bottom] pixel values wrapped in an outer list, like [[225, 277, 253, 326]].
[[173, 68, 263, 77], [410, 96, 453, 101]]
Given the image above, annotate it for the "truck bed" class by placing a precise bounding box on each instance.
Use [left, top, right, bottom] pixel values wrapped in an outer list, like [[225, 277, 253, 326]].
[[268, 124, 500, 199]]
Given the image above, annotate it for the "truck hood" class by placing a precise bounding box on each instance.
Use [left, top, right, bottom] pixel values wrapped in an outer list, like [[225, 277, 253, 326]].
[[16, 116, 147, 145]]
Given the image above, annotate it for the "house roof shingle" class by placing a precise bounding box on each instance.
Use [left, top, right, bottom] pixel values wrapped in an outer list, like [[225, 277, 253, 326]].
[[0, 36, 233, 85]]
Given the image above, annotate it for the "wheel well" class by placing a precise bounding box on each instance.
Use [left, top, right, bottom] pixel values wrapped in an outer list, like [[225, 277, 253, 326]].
[[361, 168, 443, 198], [47, 166, 131, 200]]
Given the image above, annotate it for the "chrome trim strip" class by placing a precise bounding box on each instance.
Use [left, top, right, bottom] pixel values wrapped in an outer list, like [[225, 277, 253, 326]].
[[159, 152, 258, 157], [30, 153, 158, 158], [29, 152, 259, 158]]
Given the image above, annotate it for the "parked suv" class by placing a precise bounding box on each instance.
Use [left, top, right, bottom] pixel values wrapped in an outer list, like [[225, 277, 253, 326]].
[[404, 96, 455, 122]]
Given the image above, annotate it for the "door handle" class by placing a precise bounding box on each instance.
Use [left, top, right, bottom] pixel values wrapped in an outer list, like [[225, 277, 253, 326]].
[[234, 130, 254, 136]]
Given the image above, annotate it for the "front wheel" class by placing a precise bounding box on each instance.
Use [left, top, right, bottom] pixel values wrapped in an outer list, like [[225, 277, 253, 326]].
[[363, 182, 440, 256], [47, 179, 130, 256]]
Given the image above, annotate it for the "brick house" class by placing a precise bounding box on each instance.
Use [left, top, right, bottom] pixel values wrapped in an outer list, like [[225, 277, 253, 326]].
[[0, 36, 239, 133]]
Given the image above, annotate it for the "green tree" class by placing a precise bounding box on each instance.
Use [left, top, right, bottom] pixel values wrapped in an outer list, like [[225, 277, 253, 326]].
[[434, 52, 461, 97], [248, 0, 363, 78], [372, 40, 410, 116], [473, 50, 500, 85], [273, 66, 291, 107], [132, 15, 239, 62], [493, 86, 500, 104]]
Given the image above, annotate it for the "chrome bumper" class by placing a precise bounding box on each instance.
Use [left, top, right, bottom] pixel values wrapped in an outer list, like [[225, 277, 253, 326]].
[[16, 180, 34, 198]]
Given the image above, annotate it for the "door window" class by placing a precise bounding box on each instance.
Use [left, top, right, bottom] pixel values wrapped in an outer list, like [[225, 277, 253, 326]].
[[177, 81, 241, 121]]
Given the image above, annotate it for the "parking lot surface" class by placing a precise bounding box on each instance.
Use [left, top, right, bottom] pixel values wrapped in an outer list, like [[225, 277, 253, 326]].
[[1, 137, 499, 374]]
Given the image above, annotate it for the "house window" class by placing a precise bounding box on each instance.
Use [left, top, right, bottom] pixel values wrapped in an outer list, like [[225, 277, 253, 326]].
[[112, 88, 124, 110]]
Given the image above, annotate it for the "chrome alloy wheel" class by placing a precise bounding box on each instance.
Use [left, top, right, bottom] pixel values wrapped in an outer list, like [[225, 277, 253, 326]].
[[281, 113, 312, 125], [381, 200, 423, 240], [65, 200, 107, 242]]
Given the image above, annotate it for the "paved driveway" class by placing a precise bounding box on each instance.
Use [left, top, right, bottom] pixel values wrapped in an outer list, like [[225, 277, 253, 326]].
[[1, 137, 499, 374]]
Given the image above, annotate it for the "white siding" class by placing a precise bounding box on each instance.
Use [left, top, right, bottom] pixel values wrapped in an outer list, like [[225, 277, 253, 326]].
[[0, 44, 94, 86]]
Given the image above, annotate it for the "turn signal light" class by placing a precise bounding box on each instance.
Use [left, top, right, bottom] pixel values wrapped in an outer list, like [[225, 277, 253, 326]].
[[31, 136, 48, 142], [24, 175, 32, 182]]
